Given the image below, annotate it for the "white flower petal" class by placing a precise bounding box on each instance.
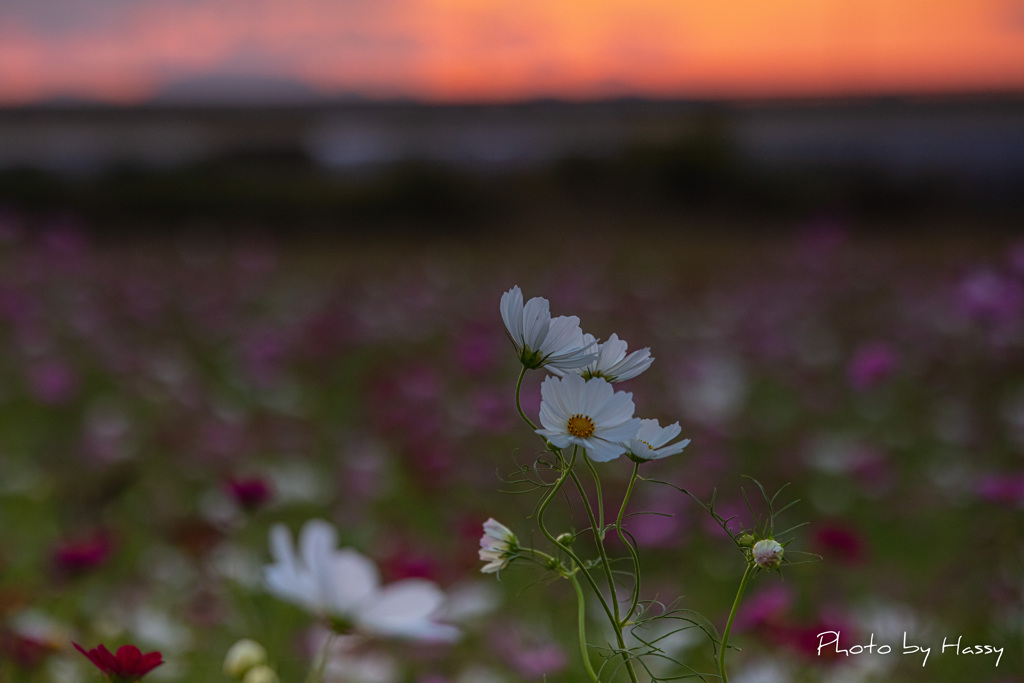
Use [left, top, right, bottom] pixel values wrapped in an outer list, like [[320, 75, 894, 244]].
[[300, 520, 338, 573], [322, 549, 381, 615], [264, 564, 318, 611], [584, 437, 626, 462], [590, 388, 635, 425], [366, 579, 443, 621], [500, 286, 524, 343], [543, 316, 585, 355], [538, 401, 563, 432], [536, 429, 572, 449], [596, 417, 643, 445], [598, 334, 628, 366], [609, 348, 654, 381], [652, 422, 682, 448], [653, 439, 690, 459], [301, 521, 343, 608], [357, 579, 459, 641], [627, 419, 690, 460], [521, 296, 551, 349], [269, 524, 297, 570], [579, 376, 612, 417]]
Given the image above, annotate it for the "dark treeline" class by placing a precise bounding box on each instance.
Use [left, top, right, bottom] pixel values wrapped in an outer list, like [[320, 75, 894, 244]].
[[1, 95, 1022, 236]]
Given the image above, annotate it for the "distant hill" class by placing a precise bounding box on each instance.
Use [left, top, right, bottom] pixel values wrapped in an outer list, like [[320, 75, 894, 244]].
[[149, 74, 334, 106]]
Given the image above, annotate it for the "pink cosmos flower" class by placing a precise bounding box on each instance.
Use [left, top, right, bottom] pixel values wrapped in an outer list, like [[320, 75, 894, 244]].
[[958, 269, 1023, 325], [27, 359, 79, 405], [733, 584, 792, 631], [72, 643, 163, 682], [846, 342, 898, 391], [52, 532, 112, 576], [812, 522, 866, 563], [976, 473, 1024, 506]]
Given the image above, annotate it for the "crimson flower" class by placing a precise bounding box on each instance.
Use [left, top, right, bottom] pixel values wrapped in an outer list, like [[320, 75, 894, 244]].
[[52, 532, 113, 576], [72, 643, 163, 682], [224, 476, 273, 511]]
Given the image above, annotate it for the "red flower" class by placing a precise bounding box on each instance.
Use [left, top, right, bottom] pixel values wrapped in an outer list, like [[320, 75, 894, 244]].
[[52, 532, 113, 576], [225, 476, 273, 511], [72, 643, 163, 682]]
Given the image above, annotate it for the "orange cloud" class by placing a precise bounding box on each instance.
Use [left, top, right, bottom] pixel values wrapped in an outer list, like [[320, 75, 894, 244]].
[[0, 0, 1021, 104]]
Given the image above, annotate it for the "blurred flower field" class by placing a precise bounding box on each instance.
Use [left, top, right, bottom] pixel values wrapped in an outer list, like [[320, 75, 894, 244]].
[[0, 212, 1022, 682]]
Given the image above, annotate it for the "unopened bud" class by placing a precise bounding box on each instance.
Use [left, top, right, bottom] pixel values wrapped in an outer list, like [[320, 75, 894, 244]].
[[737, 533, 756, 548], [224, 639, 268, 678], [751, 539, 784, 570], [242, 664, 280, 683], [555, 532, 574, 546]]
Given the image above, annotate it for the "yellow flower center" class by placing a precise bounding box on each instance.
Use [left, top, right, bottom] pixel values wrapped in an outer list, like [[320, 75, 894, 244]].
[[566, 414, 596, 438]]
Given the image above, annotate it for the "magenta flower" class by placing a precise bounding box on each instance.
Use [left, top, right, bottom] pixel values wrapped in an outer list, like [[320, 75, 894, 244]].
[[813, 522, 866, 563], [27, 359, 79, 405], [225, 476, 274, 512], [72, 643, 163, 682], [846, 342, 898, 391], [52, 532, 112, 576], [958, 268, 1023, 325], [6, 635, 55, 670], [975, 473, 1024, 506]]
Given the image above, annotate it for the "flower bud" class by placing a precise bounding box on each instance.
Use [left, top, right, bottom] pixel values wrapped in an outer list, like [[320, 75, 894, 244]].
[[480, 518, 519, 574], [751, 539, 784, 570], [242, 664, 280, 683], [737, 533, 755, 548], [555, 532, 575, 546], [223, 639, 268, 678]]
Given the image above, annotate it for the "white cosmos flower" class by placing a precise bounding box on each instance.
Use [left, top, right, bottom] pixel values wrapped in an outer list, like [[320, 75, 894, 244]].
[[623, 419, 691, 462], [478, 518, 518, 574], [263, 519, 459, 642], [551, 333, 653, 383], [500, 286, 597, 371], [535, 374, 640, 462]]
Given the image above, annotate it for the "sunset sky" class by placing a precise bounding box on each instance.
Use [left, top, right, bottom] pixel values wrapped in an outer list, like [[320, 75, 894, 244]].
[[2, 0, 1023, 104]]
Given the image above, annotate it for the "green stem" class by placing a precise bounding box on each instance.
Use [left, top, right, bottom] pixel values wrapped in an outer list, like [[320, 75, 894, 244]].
[[570, 571, 601, 682], [515, 374, 633, 681], [583, 453, 605, 536], [718, 563, 755, 683], [615, 462, 642, 624], [569, 469, 639, 683], [305, 629, 336, 683], [536, 447, 617, 630], [514, 365, 538, 430], [570, 469, 618, 620]]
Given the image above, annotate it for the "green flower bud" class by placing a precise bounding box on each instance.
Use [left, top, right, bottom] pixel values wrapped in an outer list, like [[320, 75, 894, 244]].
[[555, 532, 575, 546], [737, 533, 756, 548]]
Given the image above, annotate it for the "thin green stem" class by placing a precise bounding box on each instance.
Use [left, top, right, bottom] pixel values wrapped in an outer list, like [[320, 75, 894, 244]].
[[718, 563, 755, 683], [514, 365, 538, 430], [305, 629, 336, 683], [583, 453, 605, 536], [569, 469, 639, 683], [536, 447, 617, 629], [569, 469, 617, 620], [570, 571, 601, 682], [615, 462, 642, 624]]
